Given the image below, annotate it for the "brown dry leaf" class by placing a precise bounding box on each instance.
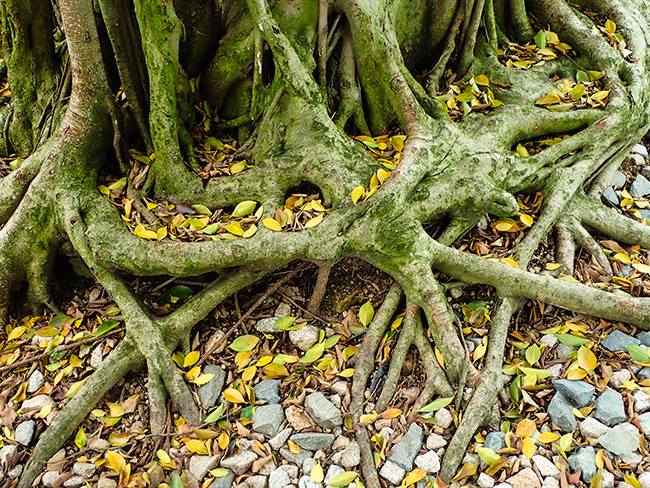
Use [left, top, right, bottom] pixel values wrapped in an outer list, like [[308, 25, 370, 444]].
[[515, 418, 536, 438]]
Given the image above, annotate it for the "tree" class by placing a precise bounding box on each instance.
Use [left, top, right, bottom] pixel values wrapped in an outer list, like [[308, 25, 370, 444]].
[[3, 0, 650, 485]]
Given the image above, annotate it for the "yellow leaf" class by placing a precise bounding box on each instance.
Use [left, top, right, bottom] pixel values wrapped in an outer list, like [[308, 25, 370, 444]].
[[304, 213, 324, 228], [522, 436, 536, 458], [612, 252, 632, 264], [519, 213, 534, 227], [242, 366, 257, 382], [66, 378, 88, 398], [218, 432, 229, 450], [223, 388, 246, 404], [351, 186, 365, 204], [7, 326, 27, 341], [494, 220, 519, 232], [536, 432, 560, 443], [360, 413, 378, 424], [133, 224, 158, 240], [546, 263, 564, 270], [310, 463, 324, 483], [191, 373, 214, 386], [107, 402, 125, 418], [566, 367, 588, 380], [262, 218, 283, 231], [577, 346, 597, 374], [474, 74, 490, 86], [242, 224, 257, 238], [185, 439, 208, 455], [595, 449, 605, 469], [183, 351, 201, 368], [210, 468, 230, 478], [500, 257, 520, 269], [256, 356, 273, 367], [435, 347, 446, 370], [604, 19, 616, 33], [224, 222, 244, 236], [146, 202, 158, 210], [108, 451, 127, 473], [515, 419, 536, 438], [473, 342, 487, 362], [404, 468, 428, 486], [451, 463, 477, 482], [377, 168, 391, 184], [633, 263, 650, 274], [288, 440, 301, 453], [380, 408, 402, 419], [262, 363, 290, 378], [75, 428, 87, 449]]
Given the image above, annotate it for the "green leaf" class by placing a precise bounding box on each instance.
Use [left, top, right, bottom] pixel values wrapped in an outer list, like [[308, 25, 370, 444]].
[[275, 316, 296, 330], [300, 342, 326, 364], [327, 472, 357, 487], [626, 345, 650, 363], [477, 447, 500, 465], [204, 403, 224, 423], [75, 428, 87, 448], [576, 70, 590, 83], [170, 472, 183, 488], [555, 333, 590, 347], [240, 405, 256, 419], [358, 301, 374, 327], [525, 344, 541, 365], [159, 285, 193, 304], [95, 319, 120, 337], [232, 200, 257, 218], [535, 30, 547, 49], [229, 335, 260, 352], [418, 396, 454, 413], [49, 315, 72, 328]]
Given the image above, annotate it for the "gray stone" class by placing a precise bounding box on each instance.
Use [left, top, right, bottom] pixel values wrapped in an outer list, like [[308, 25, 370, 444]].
[[289, 325, 319, 352], [609, 171, 627, 189], [22, 395, 54, 412], [332, 436, 350, 451], [254, 379, 281, 405], [638, 331, 650, 347], [302, 458, 317, 474], [247, 475, 267, 488], [198, 365, 227, 410], [639, 367, 650, 379], [555, 343, 574, 359], [189, 455, 220, 480], [640, 411, 650, 434], [601, 470, 615, 488], [602, 330, 641, 352], [548, 393, 577, 432], [90, 345, 104, 369], [484, 432, 506, 452], [620, 450, 642, 468], [414, 450, 440, 474], [220, 451, 258, 475], [595, 387, 625, 426], [269, 467, 291, 488], [494, 484, 512, 488], [633, 389, 650, 412], [256, 318, 281, 334], [426, 433, 447, 450], [388, 423, 424, 471], [0, 444, 17, 465], [97, 477, 117, 488], [639, 472, 650, 488], [73, 462, 97, 478], [532, 455, 559, 479], [598, 423, 639, 457], [477, 473, 495, 488], [463, 452, 480, 465], [541, 478, 559, 488], [304, 392, 342, 429], [379, 460, 405, 485], [15, 420, 36, 446], [434, 408, 453, 429], [631, 153, 647, 166], [547, 364, 563, 378], [253, 404, 285, 437], [298, 475, 322, 488], [41, 471, 60, 487], [289, 433, 334, 451], [567, 446, 597, 482], [27, 370, 45, 393], [579, 417, 610, 439], [279, 447, 313, 464], [552, 379, 594, 407], [609, 369, 631, 388], [8, 465, 22, 479], [540, 335, 558, 348], [269, 427, 292, 450], [632, 143, 649, 158], [209, 469, 235, 488], [331, 381, 348, 397], [280, 464, 299, 480], [507, 468, 540, 488], [340, 441, 360, 468], [275, 302, 292, 317], [602, 187, 618, 206], [63, 476, 85, 487], [324, 465, 344, 485]]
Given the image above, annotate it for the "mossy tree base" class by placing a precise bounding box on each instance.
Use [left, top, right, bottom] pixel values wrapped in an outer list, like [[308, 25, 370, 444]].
[[2, 0, 650, 486]]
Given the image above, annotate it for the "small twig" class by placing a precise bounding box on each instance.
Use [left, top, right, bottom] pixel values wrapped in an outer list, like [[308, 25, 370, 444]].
[[196, 264, 308, 367], [0, 327, 126, 374], [277, 291, 330, 325]]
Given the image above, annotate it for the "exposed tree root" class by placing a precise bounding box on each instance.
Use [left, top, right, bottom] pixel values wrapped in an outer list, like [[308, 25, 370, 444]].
[[5, 0, 650, 486]]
